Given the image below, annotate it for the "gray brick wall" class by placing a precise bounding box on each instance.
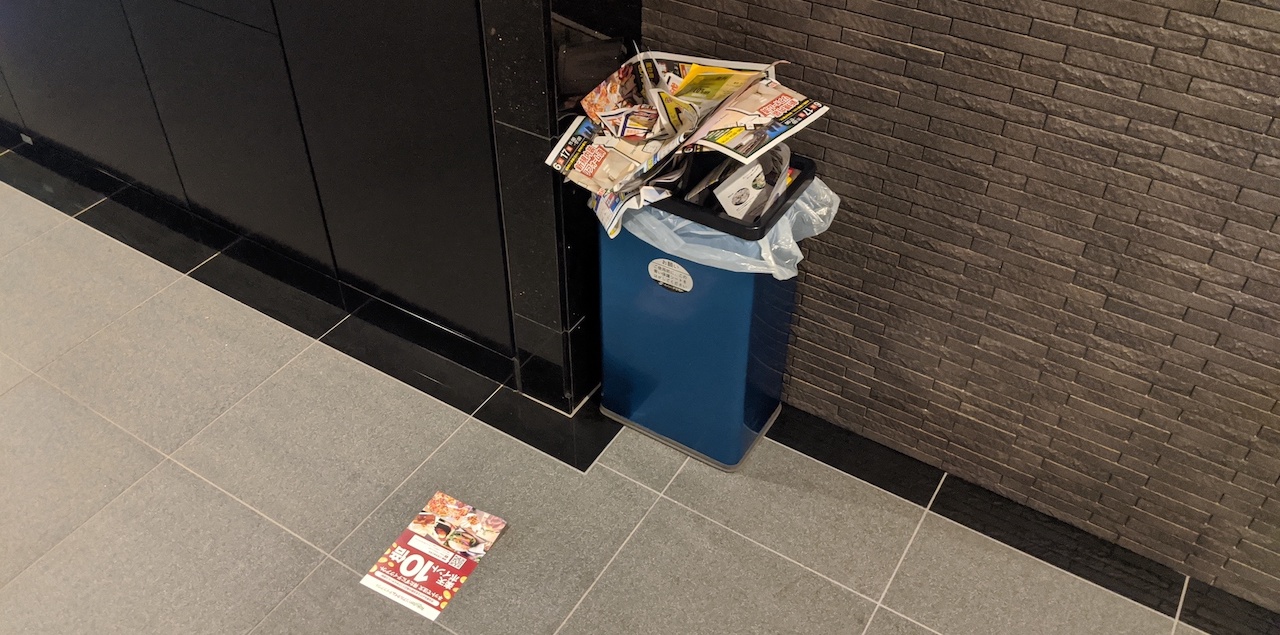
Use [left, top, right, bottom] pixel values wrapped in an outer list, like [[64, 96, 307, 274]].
[[644, 0, 1280, 611]]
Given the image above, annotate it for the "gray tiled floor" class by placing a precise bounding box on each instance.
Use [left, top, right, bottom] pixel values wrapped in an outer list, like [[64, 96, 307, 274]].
[[0, 158, 1203, 634]]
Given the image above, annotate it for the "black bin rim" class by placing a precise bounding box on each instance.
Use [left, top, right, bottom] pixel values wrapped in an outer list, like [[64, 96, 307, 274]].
[[650, 154, 817, 241]]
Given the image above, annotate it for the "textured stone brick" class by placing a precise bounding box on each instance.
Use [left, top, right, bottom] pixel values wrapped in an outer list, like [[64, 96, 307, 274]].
[[1074, 10, 1208, 53], [952, 20, 1068, 61], [1153, 49, 1280, 97], [917, 0, 1032, 33], [1020, 57, 1143, 99], [1030, 20, 1157, 63], [1056, 0, 1169, 26], [1216, 0, 1280, 32], [1166, 10, 1280, 55], [912, 30, 1024, 68], [647, 0, 1280, 611], [1014, 89, 1130, 133], [842, 30, 946, 67], [847, 0, 953, 32]]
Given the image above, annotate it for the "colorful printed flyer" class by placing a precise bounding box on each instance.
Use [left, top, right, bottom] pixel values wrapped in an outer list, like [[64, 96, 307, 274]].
[[361, 492, 507, 620]]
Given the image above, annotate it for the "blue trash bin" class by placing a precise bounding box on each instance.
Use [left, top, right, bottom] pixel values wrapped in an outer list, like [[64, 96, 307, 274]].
[[598, 224, 797, 470]]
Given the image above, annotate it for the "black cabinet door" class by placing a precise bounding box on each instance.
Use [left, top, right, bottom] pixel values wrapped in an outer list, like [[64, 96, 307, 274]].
[[122, 0, 334, 272], [275, 1, 514, 354], [0, 0, 184, 199], [170, 0, 275, 32]]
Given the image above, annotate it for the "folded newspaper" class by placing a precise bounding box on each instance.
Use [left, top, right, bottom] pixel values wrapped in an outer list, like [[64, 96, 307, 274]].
[[545, 51, 828, 237]]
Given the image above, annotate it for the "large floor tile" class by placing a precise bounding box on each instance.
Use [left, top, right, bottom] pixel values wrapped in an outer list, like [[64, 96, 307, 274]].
[[41, 276, 311, 452], [865, 610, 937, 635], [0, 221, 178, 367], [0, 461, 322, 635], [883, 514, 1176, 635], [173, 344, 467, 550], [0, 352, 27, 395], [333, 421, 656, 635], [664, 438, 922, 597], [0, 377, 162, 586], [559, 499, 876, 635], [0, 181, 66, 258], [250, 559, 450, 635], [595, 426, 688, 490]]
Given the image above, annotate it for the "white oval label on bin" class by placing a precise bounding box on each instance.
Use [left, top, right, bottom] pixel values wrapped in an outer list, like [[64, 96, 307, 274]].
[[648, 258, 693, 293]]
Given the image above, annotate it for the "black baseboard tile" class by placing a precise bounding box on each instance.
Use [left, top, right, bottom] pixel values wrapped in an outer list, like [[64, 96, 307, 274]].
[[0, 142, 124, 214], [1180, 579, 1280, 635], [80, 186, 237, 272], [0, 123, 22, 149], [321, 298, 508, 415], [471, 387, 620, 471], [932, 477, 1186, 617], [765, 405, 945, 507], [335, 296, 516, 385], [190, 238, 349, 338]]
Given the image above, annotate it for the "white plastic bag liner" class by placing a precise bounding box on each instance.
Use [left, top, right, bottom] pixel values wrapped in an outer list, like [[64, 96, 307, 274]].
[[621, 178, 840, 280]]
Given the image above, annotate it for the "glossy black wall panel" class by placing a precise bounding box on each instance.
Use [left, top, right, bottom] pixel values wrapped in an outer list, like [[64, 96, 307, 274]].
[[172, 0, 275, 32], [0, 0, 184, 199], [274, 0, 513, 354], [480, 0, 555, 136], [0, 67, 22, 127], [122, 0, 334, 271]]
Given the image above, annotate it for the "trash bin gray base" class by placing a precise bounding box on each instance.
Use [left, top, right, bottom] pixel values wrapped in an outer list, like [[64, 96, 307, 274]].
[[601, 403, 783, 473]]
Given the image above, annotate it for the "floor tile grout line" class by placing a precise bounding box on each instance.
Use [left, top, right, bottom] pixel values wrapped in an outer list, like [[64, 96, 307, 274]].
[[8, 186, 214, 375], [0, 459, 169, 595], [38, 375, 170, 458], [182, 247, 224, 277], [467, 383, 505, 418], [0, 192, 107, 265], [0, 351, 30, 400], [326, 554, 362, 577], [326, 382, 503, 560], [594, 463, 892, 608], [859, 474, 947, 635], [772, 423, 1169, 616], [658, 491, 882, 605], [595, 463, 663, 496], [766, 435, 935, 510], [328, 409, 479, 559], [552, 457, 690, 635], [166, 339, 324, 458], [1171, 575, 1191, 635], [29, 264, 188, 377], [583, 425, 625, 475], [465, 394, 609, 475], [69, 185, 126, 219], [876, 606, 947, 635], [160, 303, 349, 459], [241, 556, 329, 635], [168, 456, 336, 558], [317, 555, 463, 635]]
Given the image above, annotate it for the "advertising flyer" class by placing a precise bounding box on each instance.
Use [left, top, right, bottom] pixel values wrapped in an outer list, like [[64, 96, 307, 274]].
[[361, 492, 507, 620]]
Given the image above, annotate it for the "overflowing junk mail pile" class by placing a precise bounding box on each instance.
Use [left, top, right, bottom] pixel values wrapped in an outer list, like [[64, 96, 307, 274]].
[[544, 51, 830, 238]]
